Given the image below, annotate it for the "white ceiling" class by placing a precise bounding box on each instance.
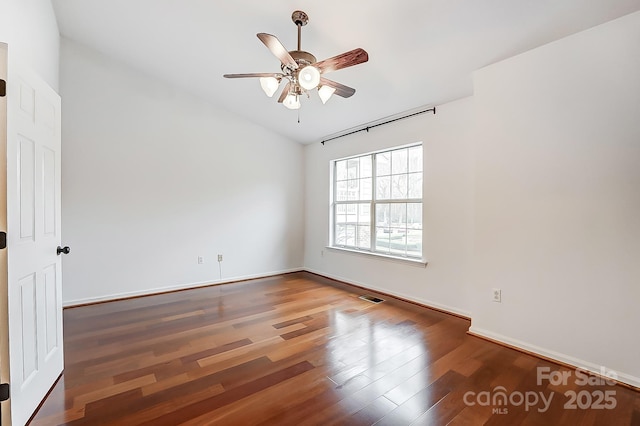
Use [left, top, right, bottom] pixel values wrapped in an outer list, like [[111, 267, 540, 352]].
[[52, 0, 640, 144]]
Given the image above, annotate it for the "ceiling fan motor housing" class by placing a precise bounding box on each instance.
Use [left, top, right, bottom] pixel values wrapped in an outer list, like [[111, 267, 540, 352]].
[[284, 50, 317, 70], [283, 51, 319, 92]]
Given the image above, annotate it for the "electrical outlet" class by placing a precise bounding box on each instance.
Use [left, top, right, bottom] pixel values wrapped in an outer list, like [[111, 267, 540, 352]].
[[197, 256, 204, 264], [492, 288, 502, 303], [218, 254, 223, 262]]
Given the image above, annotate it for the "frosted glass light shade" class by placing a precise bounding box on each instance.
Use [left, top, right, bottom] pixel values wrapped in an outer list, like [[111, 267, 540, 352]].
[[259, 77, 279, 97], [298, 66, 321, 90], [283, 93, 301, 110], [318, 85, 336, 104]]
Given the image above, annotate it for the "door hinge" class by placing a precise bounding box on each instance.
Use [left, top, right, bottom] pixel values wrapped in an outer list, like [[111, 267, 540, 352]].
[[0, 383, 9, 402], [0, 231, 5, 249], [0, 79, 5, 97]]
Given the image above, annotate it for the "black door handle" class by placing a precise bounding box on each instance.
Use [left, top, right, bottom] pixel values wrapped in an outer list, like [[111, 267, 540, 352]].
[[57, 246, 70, 255]]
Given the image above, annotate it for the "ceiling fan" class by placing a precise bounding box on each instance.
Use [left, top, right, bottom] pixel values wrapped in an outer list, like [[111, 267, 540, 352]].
[[223, 10, 369, 110]]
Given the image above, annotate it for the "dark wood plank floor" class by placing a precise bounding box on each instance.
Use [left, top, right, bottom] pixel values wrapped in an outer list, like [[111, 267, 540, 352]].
[[29, 272, 640, 425]]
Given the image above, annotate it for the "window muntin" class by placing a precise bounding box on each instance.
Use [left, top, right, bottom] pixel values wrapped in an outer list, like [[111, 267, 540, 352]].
[[332, 144, 423, 259]]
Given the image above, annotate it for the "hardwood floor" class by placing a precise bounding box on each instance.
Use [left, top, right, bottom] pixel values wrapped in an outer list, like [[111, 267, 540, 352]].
[[29, 272, 640, 425]]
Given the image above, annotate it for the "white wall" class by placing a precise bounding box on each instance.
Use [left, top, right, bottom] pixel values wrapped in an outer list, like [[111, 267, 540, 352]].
[[60, 39, 305, 305], [470, 11, 640, 386], [0, 0, 59, 90], [304, 98, 476, 318]]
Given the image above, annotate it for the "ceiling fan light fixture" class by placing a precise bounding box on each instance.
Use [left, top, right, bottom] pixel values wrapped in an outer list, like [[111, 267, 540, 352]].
[[259, 76, 280, 97], [318, 85, 336, 104], [298, 65, 321, 90], [223, 11, 368, 112], [283, 92, 301, 110]]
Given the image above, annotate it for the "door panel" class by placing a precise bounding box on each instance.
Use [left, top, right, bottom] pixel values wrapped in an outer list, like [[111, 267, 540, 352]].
[[18, 273, 37, 384], [43, 264, 58, 356], [3, 47, 64, 426], [18, 136, 35, 241], [43, 147, 56, 236]]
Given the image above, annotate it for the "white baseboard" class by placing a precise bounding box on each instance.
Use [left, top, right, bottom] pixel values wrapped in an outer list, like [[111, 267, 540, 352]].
[[63, 267, 304, 307], [468, 326, 640, 390], [303, 267, 472, 319]]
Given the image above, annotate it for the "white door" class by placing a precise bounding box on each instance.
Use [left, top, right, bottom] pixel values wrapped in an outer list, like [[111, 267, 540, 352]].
[[1, 43, 64, 426]]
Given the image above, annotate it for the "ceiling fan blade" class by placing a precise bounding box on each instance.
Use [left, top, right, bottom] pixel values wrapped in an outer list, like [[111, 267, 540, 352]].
[[319, 77, 355, 98], [314, 48, 368, 74], [257, 33, 298, 70], [223, 73, 283, 79], [277, 82, 291, 103]]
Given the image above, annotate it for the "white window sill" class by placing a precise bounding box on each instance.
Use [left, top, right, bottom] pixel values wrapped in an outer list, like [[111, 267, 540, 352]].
[[326, 246, 428, 268]]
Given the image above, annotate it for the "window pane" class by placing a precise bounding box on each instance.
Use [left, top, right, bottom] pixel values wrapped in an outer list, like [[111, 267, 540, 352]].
[[407, 203, 422, 229], [346, 224, 356, 246], [375, 203, 390, 228], [390, 203, 406, 229], [345, 204, 356, 225], [389, 233, 407, 256], [357, 225, 371, 249], [335, 224, 346, 245], [375, 227, 390, 253], [347, 179, 359, 201], [358, 203, 371, 224], [391, 175, 407, 199], [336, 180, 348, 201], [360, 178, 372, 200], [407, 202, 422, 257], [376, 176, 391, 200], [407, 229, 422, 257], [408, 173, 422, 199], [409, 146, 423, 172], [376, 152, 391, 176], [392, 149, 408, 174], [336, 160, 347, 181], [360, 156, 372, 178], [347, 159, 359, 179], [335, 204, 346, 226]]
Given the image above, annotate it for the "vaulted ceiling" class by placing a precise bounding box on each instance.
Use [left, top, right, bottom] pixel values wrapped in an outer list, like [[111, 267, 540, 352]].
[[52, 0, 640, 144]]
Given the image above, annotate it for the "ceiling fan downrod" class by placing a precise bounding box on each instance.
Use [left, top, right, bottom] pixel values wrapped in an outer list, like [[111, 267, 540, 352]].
[[291, 10, 308, 51]]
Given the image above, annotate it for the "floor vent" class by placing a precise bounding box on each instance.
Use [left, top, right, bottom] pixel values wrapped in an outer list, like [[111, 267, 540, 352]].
[[359, 295, 385, 304]]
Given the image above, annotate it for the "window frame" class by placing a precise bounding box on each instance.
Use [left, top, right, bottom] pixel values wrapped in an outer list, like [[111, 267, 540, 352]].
[[330, 143, 424, 262]]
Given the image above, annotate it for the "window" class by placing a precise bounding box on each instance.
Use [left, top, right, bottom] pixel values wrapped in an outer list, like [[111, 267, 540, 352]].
[[332, 144, 423, 259]]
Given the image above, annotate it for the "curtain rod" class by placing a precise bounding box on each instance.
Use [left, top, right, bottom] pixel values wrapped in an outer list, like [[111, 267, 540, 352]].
[[320, 106, 436, 145]]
